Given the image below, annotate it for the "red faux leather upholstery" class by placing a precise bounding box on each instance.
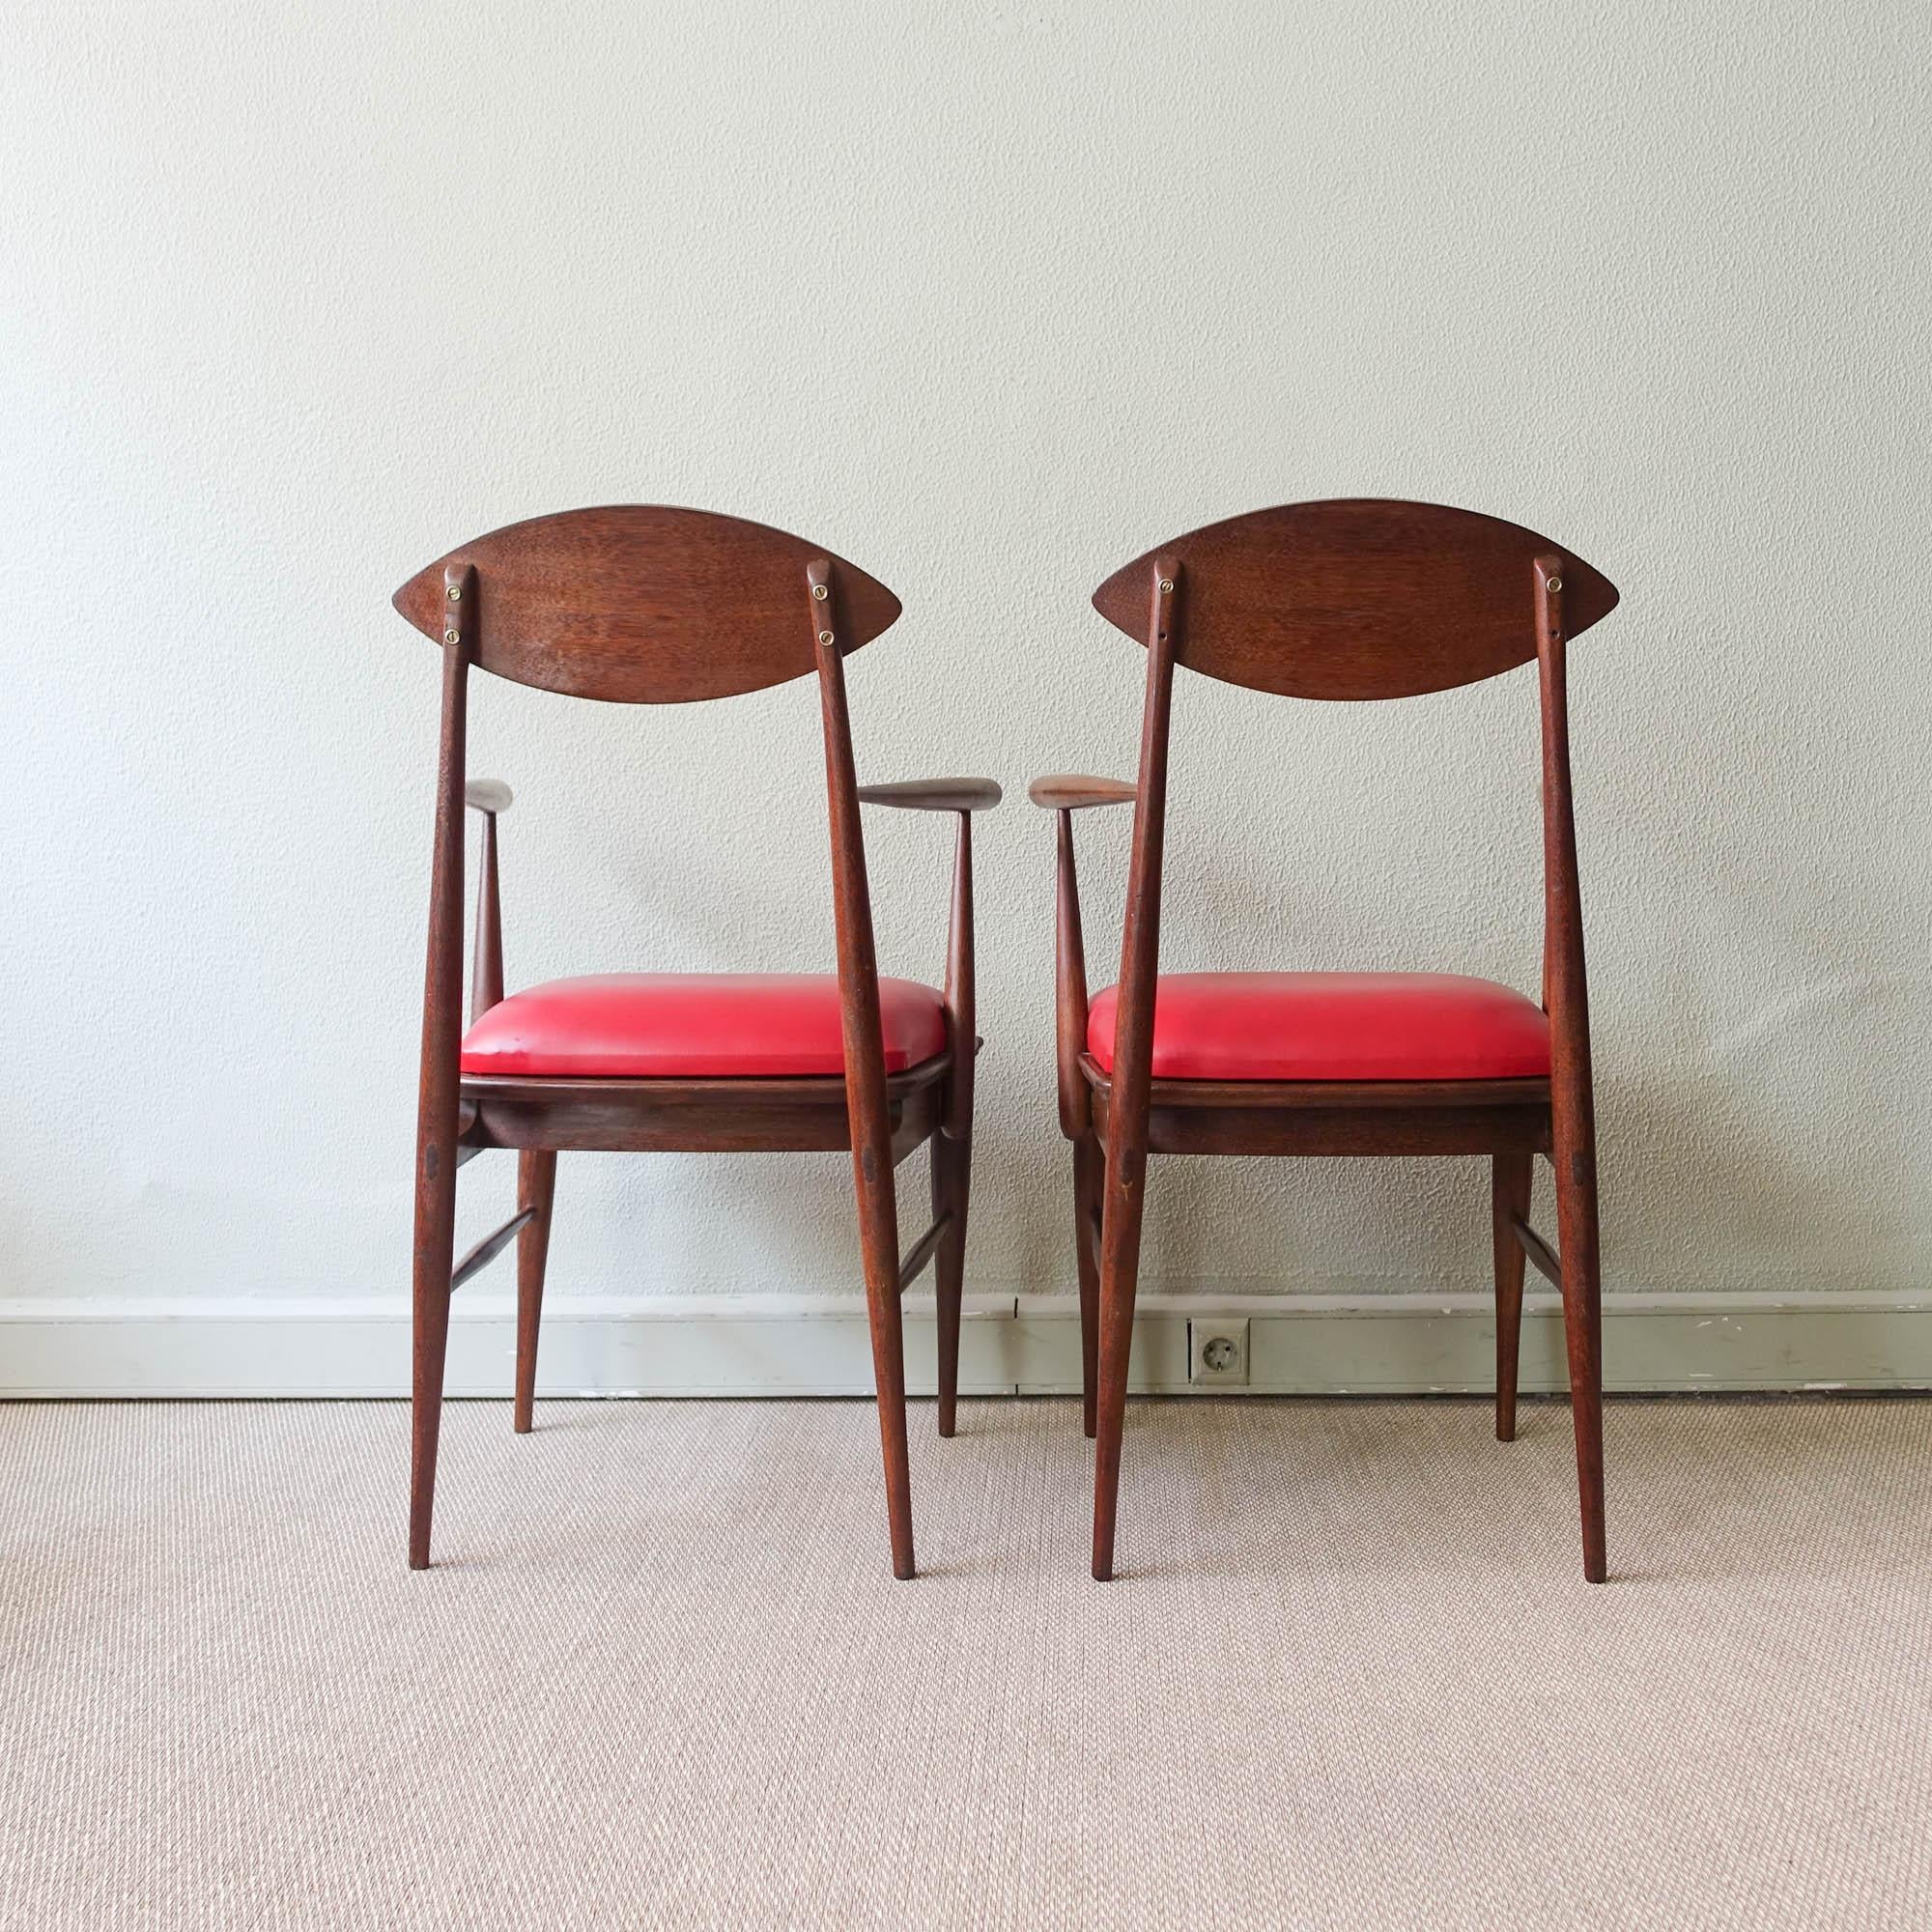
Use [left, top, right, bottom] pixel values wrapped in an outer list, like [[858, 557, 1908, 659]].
[[461, 974, 949, 1079], [1086, 973, 1550, 1082]]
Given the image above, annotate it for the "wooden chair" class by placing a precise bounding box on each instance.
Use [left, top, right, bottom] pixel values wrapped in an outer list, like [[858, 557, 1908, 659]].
[[393, 505, 999, 1578], [1032, 500, 1620, 1582]]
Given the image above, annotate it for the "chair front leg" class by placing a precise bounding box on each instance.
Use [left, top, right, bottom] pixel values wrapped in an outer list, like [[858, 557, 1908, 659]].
[[513, 1150, 557, 1434], [1073, 1131, 1103, 1438], [1491, 1151, 1532, 1441], [1091, 1116, 1151, 1581], [930, 800, 977, 1440]]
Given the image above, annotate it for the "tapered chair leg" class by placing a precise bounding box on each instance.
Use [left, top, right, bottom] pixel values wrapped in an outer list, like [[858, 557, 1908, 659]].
[[853, 1168, 915, 1579], [1550, 1148, 1607, 1582], [1091, 1133, 1151, 1581], [513, 1150, 557, 1435], [1491, 1151, 1532, 1442], [931, 1128, 971, 1437], [408, 1139, 460, 1571], [1073, 1132, 1103, 1438], [865, 1289, 915, 1578]]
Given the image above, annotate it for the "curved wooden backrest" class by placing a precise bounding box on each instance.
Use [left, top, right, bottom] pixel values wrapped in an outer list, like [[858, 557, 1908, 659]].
[[1091, 499, 1618, 699], [393, 505, 902, 702]]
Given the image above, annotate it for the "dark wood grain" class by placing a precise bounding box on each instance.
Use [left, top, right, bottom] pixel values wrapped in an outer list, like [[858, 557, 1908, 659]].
[[513, 1149, 556, 1435], [1088, 1088, 1551, 1157], [1509, 1209, 1562, 1289], [463, 1056, 948, 1149], [858, 778, 1003, 812], [396, 516, 986, 1580], [465, 780, 510, 1029], [930, 1132, 970, 1436], [944, 814, 977, 1141], [1492, 1151, 1532, 1441], [408, 563, 474, 1571], [394, 506, 901, 704], [895, 1210, 953, 1295], [1092, 499, 1619, 700], [810, 558, 914, 1579], [1072, 1131, 1103, 1438], [1048, 507, 1617, 1586], [1535, 557, 1607, 1583], [930, 804, 976, 1437], [890, 1081, 949, 1169], [1080, 1063, 1551, 1110], [1053, 811, 1091, 1137], [469, 808, 503, 1024], [450, 1206, 537, 1292], [1092, 559, 1179, 1581], [1029, 774, 1137, 810]]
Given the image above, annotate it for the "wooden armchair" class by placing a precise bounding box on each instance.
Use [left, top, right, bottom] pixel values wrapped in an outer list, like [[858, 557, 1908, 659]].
[[1033, 499, 1620, 1581], [393, 506, 999, 1578]]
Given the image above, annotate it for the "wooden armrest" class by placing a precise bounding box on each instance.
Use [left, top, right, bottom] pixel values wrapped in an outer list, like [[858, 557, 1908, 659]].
[[464, 783, 510, 1020], [465, 779, 513, 815], [857, 777, 1003, 812], [1028, 774, 1136, 810]]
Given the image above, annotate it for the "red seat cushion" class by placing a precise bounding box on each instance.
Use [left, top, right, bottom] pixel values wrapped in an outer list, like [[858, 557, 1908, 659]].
[[461, 974, 949, 1079], [1086, 973, 1549, 1081]]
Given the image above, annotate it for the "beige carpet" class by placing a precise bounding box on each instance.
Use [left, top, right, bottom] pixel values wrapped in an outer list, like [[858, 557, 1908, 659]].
[[2, 1396, 1928, 1929]]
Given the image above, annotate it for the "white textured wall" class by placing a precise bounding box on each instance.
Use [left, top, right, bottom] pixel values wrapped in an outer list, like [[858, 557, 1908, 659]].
[[3, 0, 1928, 1314]]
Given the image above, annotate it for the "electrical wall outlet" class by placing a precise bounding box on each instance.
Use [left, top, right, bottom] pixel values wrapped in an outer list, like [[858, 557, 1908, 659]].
[[1187, 1316, 1250, 1387]]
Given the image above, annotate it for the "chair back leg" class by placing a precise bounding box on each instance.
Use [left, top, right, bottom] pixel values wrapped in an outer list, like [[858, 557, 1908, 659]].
[[1089, 560, 1177, 1581], [1551, 1146, 1606, 1580], [513, 1150, 558, 1434], [853, 1165, 914, 1577], [1491, 1151, 1532, 1441], [409, 1138, 459, 1570], [409, 579, 472, 1570]]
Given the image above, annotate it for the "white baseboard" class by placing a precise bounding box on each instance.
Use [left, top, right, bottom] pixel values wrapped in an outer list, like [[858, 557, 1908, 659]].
[[2, 1291, 1928, 1398]]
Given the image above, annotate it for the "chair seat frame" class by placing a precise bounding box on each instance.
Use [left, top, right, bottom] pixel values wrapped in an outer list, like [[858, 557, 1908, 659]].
[[457, 1054, 956, 1159], [1080, 1061, 1551, 1156]]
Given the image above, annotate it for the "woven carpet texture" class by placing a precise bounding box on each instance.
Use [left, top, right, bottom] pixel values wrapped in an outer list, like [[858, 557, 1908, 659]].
[[3, 1396, 1927, 1929]]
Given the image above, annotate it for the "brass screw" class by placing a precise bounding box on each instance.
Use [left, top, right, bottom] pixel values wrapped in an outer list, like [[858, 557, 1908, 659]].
[[443, 628, 460, 645], [811, 582, 829, 601], [1546, 574, 1563, 593], [817, 629, 835, 646], [1158, 577, 1174, 594], [446, 584, 462, 602]]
